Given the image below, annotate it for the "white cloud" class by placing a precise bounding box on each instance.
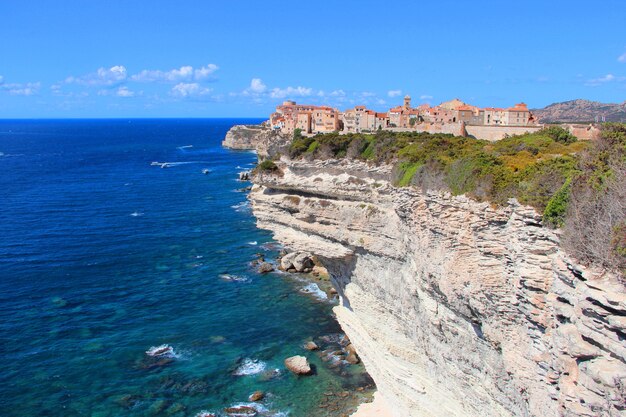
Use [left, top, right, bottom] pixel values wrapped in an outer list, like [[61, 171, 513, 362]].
[[248, 78, 267, 94], [116, 86, 136, 97], [387, 89, 402, 97], [1, 82, 41, 96], [269, 86, 313, 99], [618, 52, 626, 63], [171, 82, 212, 97], [66, 65, 127, 86], [377, 99, 386, 105], [330, 89, 346, 97], [420, 94, 433, 100], [0, 75, 3, 84], [131, 64, 218, 83], [193, 64, 219, 80], [585, 73, 625, 87]]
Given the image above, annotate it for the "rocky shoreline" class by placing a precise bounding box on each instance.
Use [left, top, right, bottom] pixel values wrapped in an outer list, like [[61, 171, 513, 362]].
[[225, 123, 626, 416]]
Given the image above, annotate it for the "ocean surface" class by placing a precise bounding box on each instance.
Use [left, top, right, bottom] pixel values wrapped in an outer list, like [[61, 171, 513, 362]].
[[0, 119, 372, 417]]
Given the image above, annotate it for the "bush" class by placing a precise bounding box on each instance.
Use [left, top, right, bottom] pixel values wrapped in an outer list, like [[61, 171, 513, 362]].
[[258, 160, 279, 171], [543, 177, 571, 227], [539, 126, 577, 144]]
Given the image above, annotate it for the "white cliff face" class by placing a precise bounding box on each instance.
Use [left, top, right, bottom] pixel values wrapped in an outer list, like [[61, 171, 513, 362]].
[[222, 125, 289, 159], [250, 158, 626, 417]]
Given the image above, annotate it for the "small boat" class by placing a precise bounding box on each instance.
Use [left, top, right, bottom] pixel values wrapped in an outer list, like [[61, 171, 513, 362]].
[[202, 169, 210, 175]]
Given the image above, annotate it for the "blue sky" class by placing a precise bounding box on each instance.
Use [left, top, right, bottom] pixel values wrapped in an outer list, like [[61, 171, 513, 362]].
[[1, 0, 625, 118]]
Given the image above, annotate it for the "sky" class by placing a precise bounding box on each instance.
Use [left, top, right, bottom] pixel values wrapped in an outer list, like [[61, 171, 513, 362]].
[[0, 0, 625, 118]]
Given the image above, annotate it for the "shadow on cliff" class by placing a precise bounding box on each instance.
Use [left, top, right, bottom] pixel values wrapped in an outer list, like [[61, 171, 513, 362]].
[[319, 254, 359, 311]]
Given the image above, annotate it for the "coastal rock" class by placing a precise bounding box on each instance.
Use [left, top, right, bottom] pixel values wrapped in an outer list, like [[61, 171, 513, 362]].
[[304, 341, 319, 351], [346, 344, 360, 364], [239, 171, 250, 181], [284, 355, 312, 375], [293, 253, 314, 272], [280, 251, 313, 272], [250, 157, 626, 417], [224, 405, 257, 416], [248, 391, 265, 402], [258, 262, 274, 273], [222, 124, 290, 160]]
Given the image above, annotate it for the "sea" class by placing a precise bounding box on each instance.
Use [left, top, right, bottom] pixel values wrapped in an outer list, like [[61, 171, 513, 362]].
[[0, 119, 373, 417]]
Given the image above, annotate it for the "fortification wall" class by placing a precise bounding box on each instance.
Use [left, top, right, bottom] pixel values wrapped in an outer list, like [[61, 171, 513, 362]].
[[466, 125, 542, 141]]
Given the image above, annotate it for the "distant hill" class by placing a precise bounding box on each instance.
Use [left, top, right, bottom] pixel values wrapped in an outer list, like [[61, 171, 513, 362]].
[[532, 99, 626, 123]]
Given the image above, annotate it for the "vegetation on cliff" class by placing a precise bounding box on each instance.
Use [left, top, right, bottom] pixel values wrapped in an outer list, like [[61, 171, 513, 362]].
[[288, 124, 626, 274]]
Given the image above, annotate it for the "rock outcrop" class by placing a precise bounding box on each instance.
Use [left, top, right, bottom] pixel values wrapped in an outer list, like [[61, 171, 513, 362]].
[[222, 124, 290, 159], [284, 355, 312, 375], [250, 158, 626, 417]]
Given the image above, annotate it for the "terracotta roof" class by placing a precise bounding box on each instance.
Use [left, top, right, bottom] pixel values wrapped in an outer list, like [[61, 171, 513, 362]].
[[376, 112, 388, 117]]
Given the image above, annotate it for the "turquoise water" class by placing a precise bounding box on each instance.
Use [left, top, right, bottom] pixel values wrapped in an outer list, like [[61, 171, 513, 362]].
[[0, 119, 372, 417]]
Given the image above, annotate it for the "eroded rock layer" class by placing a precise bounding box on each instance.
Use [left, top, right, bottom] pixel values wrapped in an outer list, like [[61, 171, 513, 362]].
[[249, 158, 626, 417], [222, 124, 289, 159]]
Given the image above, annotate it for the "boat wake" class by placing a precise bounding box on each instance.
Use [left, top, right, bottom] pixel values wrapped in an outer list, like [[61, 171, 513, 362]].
[[150, 161, 210, 168]]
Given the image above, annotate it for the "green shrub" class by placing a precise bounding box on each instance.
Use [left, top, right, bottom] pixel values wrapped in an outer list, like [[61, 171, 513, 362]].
[[258, 160, 279, 171], [397, 162, 422, 187], [538, 126, 577, 144], [543, 177, 571, 227]]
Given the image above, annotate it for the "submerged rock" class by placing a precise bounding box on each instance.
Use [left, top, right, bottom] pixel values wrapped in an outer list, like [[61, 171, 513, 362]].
[[284, 355, 312, 375], [258, 262, 274, 273], [248, 391, 265, 402], [224, 405, 257, 416], [304, 341, 319, 351]]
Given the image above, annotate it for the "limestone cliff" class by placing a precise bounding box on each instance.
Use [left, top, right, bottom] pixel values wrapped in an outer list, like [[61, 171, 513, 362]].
[[222, 124, 289, 159], [249, 158, 626, 417]]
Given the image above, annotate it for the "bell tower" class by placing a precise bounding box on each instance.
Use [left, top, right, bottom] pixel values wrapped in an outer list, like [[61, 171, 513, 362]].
[[404, 95, 411, 110]]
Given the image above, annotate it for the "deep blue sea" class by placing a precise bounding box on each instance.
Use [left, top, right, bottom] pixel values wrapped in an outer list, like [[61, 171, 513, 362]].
[[0, 119, 372, 417]]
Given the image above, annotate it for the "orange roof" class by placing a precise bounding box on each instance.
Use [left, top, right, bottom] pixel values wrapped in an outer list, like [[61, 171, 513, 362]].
[[456, 105, 476, 111], [507, 103, 529, 111], [376, 112, 388, 117]]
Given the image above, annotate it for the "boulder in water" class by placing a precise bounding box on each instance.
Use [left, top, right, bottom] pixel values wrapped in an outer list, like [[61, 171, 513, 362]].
[[293, 253, 314, 272], [304, 341, 319, 351], [284, 355, 312, 375], [224, 405, 257, 416], [248, 390, 265, 402], [258, 262, 274, 273], [280, 251, 314, 272]]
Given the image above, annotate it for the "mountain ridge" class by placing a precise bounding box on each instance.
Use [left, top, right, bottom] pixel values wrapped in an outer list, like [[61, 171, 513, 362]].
[[533, 99, 626, 123]]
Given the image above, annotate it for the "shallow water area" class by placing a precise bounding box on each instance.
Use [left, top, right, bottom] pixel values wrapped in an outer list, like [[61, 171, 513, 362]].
[[0, 119, 373, 417]]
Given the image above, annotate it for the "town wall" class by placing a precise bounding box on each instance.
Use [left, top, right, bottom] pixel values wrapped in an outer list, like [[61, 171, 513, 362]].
[[466, 125, 542, 141]]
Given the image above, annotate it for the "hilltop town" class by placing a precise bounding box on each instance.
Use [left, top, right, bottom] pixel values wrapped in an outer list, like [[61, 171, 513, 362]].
[[268, 96, 598, 141]]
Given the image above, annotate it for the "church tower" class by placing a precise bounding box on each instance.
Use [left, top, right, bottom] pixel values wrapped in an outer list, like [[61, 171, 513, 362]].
[[404, 95, 411, 110]]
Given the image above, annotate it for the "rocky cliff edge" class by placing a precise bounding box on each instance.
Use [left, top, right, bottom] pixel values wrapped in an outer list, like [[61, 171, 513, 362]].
[[249, 158, 626, 417]]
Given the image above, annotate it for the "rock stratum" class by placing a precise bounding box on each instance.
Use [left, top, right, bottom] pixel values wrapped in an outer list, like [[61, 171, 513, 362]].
[[222, 124, 289, 158], [249, 158, 626, 417]]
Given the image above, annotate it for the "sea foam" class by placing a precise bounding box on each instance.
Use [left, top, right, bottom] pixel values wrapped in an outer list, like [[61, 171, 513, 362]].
[[233, 358, 267, 376], [300, 283, 328, 300]]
